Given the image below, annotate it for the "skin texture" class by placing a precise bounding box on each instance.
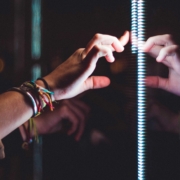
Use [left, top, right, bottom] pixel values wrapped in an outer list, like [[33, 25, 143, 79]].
[[0, 31, 129, 140]]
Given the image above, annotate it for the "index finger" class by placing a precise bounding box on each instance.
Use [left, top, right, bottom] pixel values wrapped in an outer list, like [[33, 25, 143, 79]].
[[119, 31, 130, 46], [83, 31, 129, 57], [143, 34, 175, 52]]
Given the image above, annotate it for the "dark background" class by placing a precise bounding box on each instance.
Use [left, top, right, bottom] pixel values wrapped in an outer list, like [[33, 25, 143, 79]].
[[0, 0, 180, 179]]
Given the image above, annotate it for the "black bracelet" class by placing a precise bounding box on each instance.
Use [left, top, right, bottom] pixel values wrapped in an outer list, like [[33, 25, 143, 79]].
[[36, 78, 56, 103], [36, 78, 50, 91]]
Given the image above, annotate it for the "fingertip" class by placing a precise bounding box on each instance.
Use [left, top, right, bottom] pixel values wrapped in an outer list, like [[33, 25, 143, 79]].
[[113, 43, 124, 52], [156, 56, 162, 62], [144, 77, 150, 86], [100, 77, 111, 87], [142, 44, 148, 52], [118, 47, 124, 53], [119, 30, 130, 46], [92, 76, 111, 89], [105, 55, 115, 62], [67, 129, 73, 136], [74, 135, 80, 142]]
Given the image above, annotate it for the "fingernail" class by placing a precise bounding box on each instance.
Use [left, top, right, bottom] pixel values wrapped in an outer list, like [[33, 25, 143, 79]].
[[106, 55, 115, 62]]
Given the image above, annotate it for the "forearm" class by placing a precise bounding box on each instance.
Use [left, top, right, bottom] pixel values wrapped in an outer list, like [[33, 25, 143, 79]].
[[0, 91, 33, 139]]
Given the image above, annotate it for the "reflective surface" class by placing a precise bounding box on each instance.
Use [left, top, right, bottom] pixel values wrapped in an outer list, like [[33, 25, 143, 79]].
[[1, 0, 180, 180]]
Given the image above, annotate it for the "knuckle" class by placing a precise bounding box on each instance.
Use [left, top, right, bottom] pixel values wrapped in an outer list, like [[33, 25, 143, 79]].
[[164, 34, 173, 40], [147, 37, 154, 43], [75, 48, 84, 55], [112, 36, 117, 42], [93, 44, 100, 50], [93, 33, 102, 40], [164, 34, 175, 44], [77, 48, 86, 59], [174, 45, 179, 50], [160, 48, 167, 55], [86, 76, 94, 89]]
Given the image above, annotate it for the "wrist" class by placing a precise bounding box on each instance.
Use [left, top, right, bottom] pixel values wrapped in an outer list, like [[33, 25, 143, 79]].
[[36, 77, 55, 101]]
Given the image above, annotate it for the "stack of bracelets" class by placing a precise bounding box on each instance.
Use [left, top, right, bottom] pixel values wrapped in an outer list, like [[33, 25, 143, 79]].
[[9, 78, 54, 150]]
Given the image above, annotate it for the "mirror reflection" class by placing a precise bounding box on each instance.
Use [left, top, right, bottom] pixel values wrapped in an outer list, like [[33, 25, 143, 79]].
[[0, 0, 180, 180]]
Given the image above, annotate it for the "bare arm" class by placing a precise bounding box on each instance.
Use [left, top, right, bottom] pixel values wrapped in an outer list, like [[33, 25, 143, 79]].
[[0, 91, 33, 139], [0, 31, 129, 140]]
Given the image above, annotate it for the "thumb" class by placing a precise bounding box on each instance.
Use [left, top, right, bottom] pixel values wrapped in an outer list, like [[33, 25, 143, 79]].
[[82, 76, 110, 91], [145, 76, 168, 90]]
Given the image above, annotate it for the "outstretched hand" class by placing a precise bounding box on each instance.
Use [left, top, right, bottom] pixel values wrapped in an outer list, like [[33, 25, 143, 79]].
[[43, 31, 129, 100], [143, 34, 180, 96]]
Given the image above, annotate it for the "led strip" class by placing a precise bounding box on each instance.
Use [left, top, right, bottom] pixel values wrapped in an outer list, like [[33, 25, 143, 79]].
[[131, 0, 147, 179]]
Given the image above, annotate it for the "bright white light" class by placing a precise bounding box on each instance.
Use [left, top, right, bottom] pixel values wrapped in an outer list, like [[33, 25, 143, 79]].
[[131, 0, 147, 179]]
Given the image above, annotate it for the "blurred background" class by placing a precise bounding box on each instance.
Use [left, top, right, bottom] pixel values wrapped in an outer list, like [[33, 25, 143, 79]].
[[0, 0, 180, 180]]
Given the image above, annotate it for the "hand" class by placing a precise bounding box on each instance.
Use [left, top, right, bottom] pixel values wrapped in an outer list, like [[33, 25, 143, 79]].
[[42, 31, 129, 100], [34, 99, 90, 141], [147, 100, 179, 134], [143, 34, 180, 96]]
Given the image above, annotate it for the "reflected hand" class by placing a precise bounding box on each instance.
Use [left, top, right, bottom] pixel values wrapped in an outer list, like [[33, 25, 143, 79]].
[[148, 100, 179, 134], [20, 99, 90, 141], [143, 34, 180, 96], [35, 99, 90, 141]]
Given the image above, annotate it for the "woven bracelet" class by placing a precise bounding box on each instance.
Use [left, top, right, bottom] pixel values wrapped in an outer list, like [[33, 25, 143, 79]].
[[37, 78, 50, 90]]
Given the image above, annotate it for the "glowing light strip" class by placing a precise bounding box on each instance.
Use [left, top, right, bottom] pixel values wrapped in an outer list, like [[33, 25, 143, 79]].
[[131, 0, 147, 179], [31, 1, 42, 179], [31, 64, 42, 81], [32, 0, 41, 60], [131, 0, 138, 53]]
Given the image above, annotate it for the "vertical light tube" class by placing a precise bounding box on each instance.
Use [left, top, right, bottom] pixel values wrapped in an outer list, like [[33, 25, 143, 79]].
[[31, 0, 42, 180], [32, 0, 41, 60], [131, 0, 138, 54], [131, 0, 147, 179]]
